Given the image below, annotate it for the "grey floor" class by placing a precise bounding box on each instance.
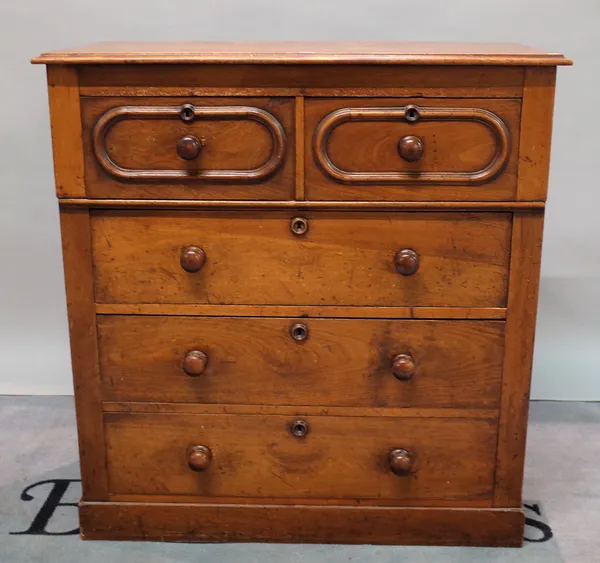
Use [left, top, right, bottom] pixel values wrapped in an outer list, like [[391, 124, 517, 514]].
[[0, 397, 598, 562]]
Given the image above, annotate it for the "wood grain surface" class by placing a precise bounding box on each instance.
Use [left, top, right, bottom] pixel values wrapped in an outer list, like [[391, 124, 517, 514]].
[[46, 66, 85, 197], [79, 501, 524, 545], [104, 412, 497, 501], [91, 210, 511, 307], [97, 316, 504, 407], [32, 41, 571, 66], [60, 198, 545, 210], [59, 209, 107, 500], [495, 212, 545, 507], [102, 403, 498, 419], [517, 68, 557, 201], [295, 96, 305, 199], [76, 65, 526, 99], [104, 492, 492, 508], [95, 303, 507, 318]]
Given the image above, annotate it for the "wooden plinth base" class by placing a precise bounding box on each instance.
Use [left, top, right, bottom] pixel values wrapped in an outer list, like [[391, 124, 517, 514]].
[[79, 501, 524, 546]]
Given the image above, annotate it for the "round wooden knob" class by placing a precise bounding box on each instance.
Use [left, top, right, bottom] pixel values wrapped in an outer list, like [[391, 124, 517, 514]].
[[180, 246, 206, 273], [398, 136, 424, 162], [187, 445, 212, 471], [391, 354, 416, 381], [183, 350, 208, 377], [176, 135, 202, 160], [388, 448, 414, 476], [394, 249, 420, 276]]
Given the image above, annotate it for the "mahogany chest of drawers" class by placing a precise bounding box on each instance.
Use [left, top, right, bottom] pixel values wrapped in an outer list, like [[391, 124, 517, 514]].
[[33, 42, 571, 546]]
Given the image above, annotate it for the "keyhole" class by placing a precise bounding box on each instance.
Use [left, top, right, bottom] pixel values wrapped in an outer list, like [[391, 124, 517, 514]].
[[405, 105, 420, 123], [290, 323, 308, 341], [291, 419, 309, 437], [290, 217, 308, 236], [180, 104, 195, 122]]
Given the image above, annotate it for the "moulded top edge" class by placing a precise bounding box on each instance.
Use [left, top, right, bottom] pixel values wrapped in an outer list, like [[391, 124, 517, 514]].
[[31, 41, 573, 66]]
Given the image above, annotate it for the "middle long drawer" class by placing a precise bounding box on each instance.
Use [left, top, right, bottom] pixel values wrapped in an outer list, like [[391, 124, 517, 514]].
[[98, 316, 504, 408], [91, 211, 511, 307]]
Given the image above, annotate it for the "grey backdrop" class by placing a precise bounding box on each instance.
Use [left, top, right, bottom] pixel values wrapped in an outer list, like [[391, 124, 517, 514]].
[[1, 0, 598, 398]]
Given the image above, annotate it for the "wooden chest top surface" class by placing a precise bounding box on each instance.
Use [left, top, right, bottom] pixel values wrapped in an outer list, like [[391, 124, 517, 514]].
[[32, 41, 571, 65]]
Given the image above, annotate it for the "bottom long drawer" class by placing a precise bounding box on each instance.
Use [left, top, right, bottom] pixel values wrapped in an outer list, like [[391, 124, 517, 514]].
[[105, 412, 497, 503]]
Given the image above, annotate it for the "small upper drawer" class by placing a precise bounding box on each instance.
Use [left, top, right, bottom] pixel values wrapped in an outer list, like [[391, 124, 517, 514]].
[[305, 98, 520, 201], [81, 97, 295, 200]]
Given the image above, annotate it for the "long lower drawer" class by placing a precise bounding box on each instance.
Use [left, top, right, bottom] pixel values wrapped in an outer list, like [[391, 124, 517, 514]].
[[91, 210, 511, 307], [104, 412, 498, 502], [98, 316, 504, 408]]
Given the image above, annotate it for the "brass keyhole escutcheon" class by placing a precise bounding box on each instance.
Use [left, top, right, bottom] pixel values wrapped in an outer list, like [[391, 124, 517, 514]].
[[404, 104, 421, 122], [290, 419, 309, 437], [180, 103, 195, 122], [290, 217, 309, 236], [290, 323, 309, 341]]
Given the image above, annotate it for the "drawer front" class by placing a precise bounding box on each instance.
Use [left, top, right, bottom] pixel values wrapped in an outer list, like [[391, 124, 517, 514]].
[[92, 211, 511, 307], [305, 98, 520, 201], [82, 97, 294, 200], [105, 413, 497, 502], [98, 316, 504, 408]]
